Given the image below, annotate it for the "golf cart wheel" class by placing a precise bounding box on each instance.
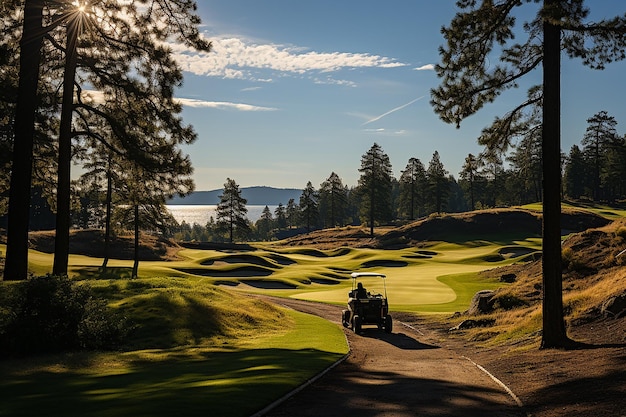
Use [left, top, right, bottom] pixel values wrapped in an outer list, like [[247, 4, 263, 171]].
[[353, 315, 362, 334], [384, 315, 393, 334]]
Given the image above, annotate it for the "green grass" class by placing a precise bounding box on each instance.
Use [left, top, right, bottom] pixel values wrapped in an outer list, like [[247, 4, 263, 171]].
[[411, 272, 506, 313], [0, 231, 548, 416], [521, 201, 626, 219], [2, 235, 541, 314], [0, 282, 347, 417]]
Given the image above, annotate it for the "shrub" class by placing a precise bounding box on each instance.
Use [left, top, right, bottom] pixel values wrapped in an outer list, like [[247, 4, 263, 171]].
[[0, 275, 129, 355], [493, 294, 529, 310], [562, 247, 586, 272]]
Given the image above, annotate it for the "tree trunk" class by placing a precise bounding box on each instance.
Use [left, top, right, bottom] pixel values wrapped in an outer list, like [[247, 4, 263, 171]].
[[53, 20, 79, 275], [3, 0, 45, 281], [102, 154, 113, 269], [132, 204, 139, 278], [410, 180, 416, 220], [369, 185, 375, 237], [540, 0, 570, 349]]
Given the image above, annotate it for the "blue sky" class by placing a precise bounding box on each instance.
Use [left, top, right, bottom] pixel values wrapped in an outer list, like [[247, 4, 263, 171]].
[[171, 1, 626, 192]]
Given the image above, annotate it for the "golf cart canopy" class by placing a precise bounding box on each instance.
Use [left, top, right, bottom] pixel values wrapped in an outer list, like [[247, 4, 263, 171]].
[[351, 272, 386, 279]]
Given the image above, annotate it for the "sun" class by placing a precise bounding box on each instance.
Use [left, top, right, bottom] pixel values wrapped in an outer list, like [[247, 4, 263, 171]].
[[72, 1, 87, 13]]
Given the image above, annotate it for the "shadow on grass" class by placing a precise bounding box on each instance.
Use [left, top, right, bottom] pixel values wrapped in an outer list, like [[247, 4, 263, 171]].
[[74, 266, 135, 280], [175, 265, 274, 277], [0, 348, 342, 417], [201, 253, 292, 268], [240, 279, 298, 289]]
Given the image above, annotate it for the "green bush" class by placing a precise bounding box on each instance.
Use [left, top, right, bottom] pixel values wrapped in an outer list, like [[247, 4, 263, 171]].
[[0, 275, 129, 355]]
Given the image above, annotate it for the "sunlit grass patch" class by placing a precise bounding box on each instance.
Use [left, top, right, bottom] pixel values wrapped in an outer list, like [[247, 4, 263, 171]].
[[0, 280, 347, 417]]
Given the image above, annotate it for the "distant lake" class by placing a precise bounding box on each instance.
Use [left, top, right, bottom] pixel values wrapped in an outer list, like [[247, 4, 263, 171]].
[[166, 205, 277, 225]]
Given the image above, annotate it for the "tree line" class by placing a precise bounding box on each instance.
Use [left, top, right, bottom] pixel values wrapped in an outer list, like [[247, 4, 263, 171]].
[[175, 108, 625, 243]]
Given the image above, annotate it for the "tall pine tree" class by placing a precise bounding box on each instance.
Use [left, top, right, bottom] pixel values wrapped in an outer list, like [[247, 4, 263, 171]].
[[357, 143, 393, 236], [431, 0, 626, 348], [216, 178, 250, 243]]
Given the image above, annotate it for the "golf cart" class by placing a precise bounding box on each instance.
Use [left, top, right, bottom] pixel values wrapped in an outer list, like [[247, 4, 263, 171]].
[[342, 272, 392, 334]]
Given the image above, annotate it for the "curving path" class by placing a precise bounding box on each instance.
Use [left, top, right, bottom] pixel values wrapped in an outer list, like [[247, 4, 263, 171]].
[[257, 297, 526, 417]]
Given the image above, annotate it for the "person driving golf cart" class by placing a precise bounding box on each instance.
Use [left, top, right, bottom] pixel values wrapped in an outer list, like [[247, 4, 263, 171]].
[[342, 272, 392, 334], [355, 282, 368, 299]]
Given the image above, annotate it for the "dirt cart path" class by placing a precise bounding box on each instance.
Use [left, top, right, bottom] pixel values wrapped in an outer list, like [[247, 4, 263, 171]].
[[258, 297, 526, 417]]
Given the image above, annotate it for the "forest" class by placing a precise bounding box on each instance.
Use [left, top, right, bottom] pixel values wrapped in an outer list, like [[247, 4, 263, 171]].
[[91, 109, 626, 243]]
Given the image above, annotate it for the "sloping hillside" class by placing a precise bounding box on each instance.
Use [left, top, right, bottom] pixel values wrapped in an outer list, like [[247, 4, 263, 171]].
[[379, 208, 610, 246], [278, 208, 611, 249], [24, 229, 181, 261]]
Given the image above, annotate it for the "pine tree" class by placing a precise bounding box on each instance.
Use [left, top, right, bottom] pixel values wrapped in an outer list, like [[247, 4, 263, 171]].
[[563, 145, 589, 200], [601, 134, 626, 201], [431, 0, 626, 348], [216, 178, 250, 243], [286, 198, 299, 229], [459, 154, 481, 211], [319, 172, 348, 227], [358, 143, 393, 236], [507, 122, 543, 203], [256, 205, 273, 240], [274, 203, 287, 230], [426, 151, 449, 214], [299, 182, 319, 232], [581, 111, 619, 201], [398, 158, 426, 220]]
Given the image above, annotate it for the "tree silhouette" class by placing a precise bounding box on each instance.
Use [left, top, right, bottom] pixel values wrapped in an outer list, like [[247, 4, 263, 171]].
[[319, 172, 348, 227], [358, 143, 393, 236], [216, 178, 250, 243], [299, 181, 319, 232], [399, 158, 426, 220], [459, 154, 480, 211], [581, 111, 619, 201], [426, 151, 449, 214]]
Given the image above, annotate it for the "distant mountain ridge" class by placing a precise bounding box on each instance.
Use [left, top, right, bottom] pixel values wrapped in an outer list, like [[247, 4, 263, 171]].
[[168, 186, 302, 206]]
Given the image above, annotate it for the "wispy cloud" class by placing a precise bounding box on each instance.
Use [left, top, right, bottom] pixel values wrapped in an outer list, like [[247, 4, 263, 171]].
[[362, 96, 425, 126], [171, 36, 406, 81], [176, 98, 278, 111], [313, 77, 357, 87], [363, 128, 409, 136], [415, 64, 435, 71]]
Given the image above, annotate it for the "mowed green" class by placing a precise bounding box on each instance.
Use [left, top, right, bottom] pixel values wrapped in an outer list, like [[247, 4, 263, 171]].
[[5, 234, 542, 313]]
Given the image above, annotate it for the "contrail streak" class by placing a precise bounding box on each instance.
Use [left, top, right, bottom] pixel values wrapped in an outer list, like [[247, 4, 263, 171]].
[[362, 95, 425, 126]]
